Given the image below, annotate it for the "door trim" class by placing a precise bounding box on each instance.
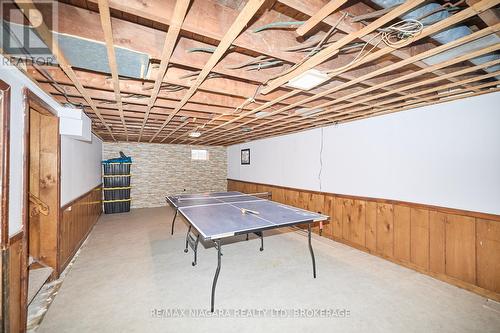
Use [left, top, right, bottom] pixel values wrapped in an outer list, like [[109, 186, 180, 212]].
[[20, 88, 60, 332], [1, 79, 11, 333]]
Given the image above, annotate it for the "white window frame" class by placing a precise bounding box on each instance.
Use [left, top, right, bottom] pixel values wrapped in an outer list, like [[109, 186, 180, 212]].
[[191, 149, 209, 161]]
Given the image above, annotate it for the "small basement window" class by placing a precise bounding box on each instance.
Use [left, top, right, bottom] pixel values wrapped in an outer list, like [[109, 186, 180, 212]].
[[191, 149, 209, 161]]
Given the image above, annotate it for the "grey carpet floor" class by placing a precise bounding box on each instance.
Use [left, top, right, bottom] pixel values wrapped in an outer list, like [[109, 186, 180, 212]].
[[37, 206, 500, 333]]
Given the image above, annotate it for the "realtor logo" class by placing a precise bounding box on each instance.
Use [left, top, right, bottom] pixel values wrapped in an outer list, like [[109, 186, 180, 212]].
[[1, 0, 57, 65]]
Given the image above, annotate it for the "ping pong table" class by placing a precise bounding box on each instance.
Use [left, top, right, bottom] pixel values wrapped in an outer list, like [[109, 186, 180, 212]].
[[166, 191, 328, 311]]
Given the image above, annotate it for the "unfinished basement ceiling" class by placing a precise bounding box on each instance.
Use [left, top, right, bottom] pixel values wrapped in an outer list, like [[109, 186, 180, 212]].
[[3, 22, 150, 79], [2, 0, 499, 145]]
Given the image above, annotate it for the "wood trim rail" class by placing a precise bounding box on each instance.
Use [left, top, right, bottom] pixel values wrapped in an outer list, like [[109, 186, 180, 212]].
[[227, 179, 500, 223], [61, 184, 103, 211]]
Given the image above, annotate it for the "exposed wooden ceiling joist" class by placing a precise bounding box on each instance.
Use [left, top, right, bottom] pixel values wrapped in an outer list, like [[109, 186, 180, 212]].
[[261, 0, 435, 94], [148, 0, 268, 142], [194, 6, 500, 144], [209, 40, 500, 142], [280, 0, 485, 94], [13, 0, 117, 141], [84, 0, 412, 101], [138, 0, 191, 141], [98, 0, 128, 140], [5, 0, 498, 144], [26, 66, 324, 112], [218, 80, 500, 146], [467, 0, 500, 29], [295, 0, 348, 36], [211, 56, 500, 145]]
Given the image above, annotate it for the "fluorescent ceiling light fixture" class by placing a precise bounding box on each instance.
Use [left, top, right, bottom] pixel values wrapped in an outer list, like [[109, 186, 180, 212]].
[[188, 131, 201, 138], [254, 111, 271, 118], [286, 69, 329, 90], [295, 108, 323, 117]]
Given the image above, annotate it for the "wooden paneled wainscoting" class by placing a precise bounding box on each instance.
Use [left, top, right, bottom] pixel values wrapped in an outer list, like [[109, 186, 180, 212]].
[[2, 187, 101, 333], [59, 185, 102, 272], [5, 232, 25, 333], [227, 179, 500, 301]]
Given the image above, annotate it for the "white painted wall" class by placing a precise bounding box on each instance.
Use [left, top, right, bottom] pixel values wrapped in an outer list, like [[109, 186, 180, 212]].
[[1, 56, 102, 235], [228, 92, 500, 215], [61, 134, 102, 206]]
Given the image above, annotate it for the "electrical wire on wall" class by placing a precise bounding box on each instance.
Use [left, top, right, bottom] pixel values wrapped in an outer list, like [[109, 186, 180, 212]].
[[317, 127, 325, 236]]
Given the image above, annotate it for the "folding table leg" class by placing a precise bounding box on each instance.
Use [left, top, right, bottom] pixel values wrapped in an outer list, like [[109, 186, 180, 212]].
[[184, 225, 191, 253], [308, 224, 317, 278], [192, 234, 200, 266], [171, 208, 178, 235], [255, 232, 264, 251], [211, 239, 222, 312]]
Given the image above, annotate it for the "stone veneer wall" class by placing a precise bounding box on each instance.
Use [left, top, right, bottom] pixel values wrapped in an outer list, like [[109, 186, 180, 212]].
[[102, 143, 227, 208]]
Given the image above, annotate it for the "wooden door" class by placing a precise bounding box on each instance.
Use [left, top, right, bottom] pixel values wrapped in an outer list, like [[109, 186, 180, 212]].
[[28, 108, 60, 271]]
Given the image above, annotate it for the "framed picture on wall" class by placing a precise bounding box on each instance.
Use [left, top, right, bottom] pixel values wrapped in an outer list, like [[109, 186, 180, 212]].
[[241, 149, 250, 165]]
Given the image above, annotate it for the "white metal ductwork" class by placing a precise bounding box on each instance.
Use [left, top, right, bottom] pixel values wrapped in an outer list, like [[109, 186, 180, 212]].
[[371, 1, 500, 79], [58, 105, 92, 142]]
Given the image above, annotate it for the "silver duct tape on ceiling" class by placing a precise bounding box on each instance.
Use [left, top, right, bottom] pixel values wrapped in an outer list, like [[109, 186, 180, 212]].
[[370, 0, 500, 79], [2, 21, 149, 79]]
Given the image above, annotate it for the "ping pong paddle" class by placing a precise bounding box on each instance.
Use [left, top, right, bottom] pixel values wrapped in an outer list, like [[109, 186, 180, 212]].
[[241, 208, 260, 215]]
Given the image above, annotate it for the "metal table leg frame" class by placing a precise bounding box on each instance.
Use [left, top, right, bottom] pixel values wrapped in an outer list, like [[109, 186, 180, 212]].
[[244, 233, 263, 251], [184, 225, 191, 253], [308, 224, 317, 278], [171, 208, 178, 235], [192, 234, 200, 266], [185, 226, 200, 266], [255, 232, 264, 251], [211, 239, 222, 312]]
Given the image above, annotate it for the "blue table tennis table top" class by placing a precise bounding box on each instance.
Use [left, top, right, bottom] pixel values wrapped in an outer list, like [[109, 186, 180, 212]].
[[166, 191, 328, 240]]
